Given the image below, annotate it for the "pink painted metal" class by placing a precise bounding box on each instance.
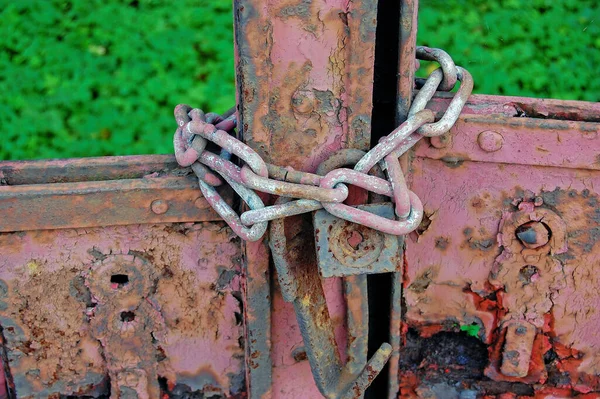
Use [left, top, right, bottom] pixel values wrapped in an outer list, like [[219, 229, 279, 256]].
[[319, 169, 423, 235], [0, 158, 231, 233], [415, 47, 457, 91], [401, 95, 600, 397], [353, 110, 434, 173], [410, 67, 474, 137], [0, 219, 244, 397], [1, 0, 599, 397], [383, 154, 411, 219], [234, 0, 379, 396]]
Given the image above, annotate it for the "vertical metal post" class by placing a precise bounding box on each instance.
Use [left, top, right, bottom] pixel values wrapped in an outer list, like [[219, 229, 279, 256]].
[[233, 0, 380, 396], [233, 3, 273, 397], [396, 0, 419, 123], [389, 1, 419, 397]]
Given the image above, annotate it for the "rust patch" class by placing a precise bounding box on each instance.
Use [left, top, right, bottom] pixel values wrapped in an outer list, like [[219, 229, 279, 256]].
[[408, 268, 434, 294], [434, 236, 449, 251], [509, 102, 600, 123], [415, 210, 435, 237], [0, 223, 244, 397]]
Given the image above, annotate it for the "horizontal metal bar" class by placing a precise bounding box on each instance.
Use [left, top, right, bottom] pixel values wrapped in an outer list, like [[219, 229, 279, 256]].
[[428, 93, 600, 122], [414, 114, 600, 170], [0, 155, 179, 185], [0, 175, 230, 232]]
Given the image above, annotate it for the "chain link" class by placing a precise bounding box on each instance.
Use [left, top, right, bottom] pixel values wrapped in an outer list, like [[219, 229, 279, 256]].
[[172, 47, 473, 241]]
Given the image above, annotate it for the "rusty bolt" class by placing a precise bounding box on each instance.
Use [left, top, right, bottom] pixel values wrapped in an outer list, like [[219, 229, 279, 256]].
[[477, 131, 503, 152], [515, 221, 550, 249], [150, 200, 169, 215], [291, 90, 315, 114], [430, 132, 452, 149], [194, 197, 211, 210], [347, 230, 364, 249], [331, 223, 384, 268]]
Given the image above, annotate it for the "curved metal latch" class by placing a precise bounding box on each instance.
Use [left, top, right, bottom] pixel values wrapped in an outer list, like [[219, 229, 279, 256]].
[[270, 198, 392, 399]]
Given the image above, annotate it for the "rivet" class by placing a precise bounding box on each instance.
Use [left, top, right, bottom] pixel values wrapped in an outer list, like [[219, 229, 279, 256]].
[[151, 200, 169, 215], [194, 197, 210, 210], [430, 132, 452, 149], [291, 90, 315, 114], [477, 131, 503, 152]]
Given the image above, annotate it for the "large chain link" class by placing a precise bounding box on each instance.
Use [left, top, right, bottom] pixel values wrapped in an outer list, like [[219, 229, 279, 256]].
[[172, 47, 473, 241]]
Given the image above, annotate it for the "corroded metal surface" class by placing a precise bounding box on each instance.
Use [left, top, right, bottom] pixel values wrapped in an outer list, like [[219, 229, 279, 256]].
[[314, 203, 402, 277], [401, 96, 600, 397], [1, 1, 599, 397], [270, 206, 392, 398], [0, 155, 232, 233], [414, 113, 600, 170], [234, 0, 378, 171], [388, 1, 419, 395], [0, 222, 244, 398], [234, 0, 379, 397], [0, 155, 179, 185], [0, 175, 231, 232], [396, 0, 418, 123]]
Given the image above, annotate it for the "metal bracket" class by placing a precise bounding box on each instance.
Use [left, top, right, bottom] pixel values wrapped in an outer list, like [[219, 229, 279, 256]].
[[314, 203, 403, 277]]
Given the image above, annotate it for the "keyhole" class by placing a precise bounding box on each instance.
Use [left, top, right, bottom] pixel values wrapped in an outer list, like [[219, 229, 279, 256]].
[[110, 274, 129, 289], [120, 311, 135, 322]]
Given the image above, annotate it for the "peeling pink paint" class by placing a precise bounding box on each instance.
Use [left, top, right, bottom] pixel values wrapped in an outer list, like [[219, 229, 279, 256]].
[[405, 97, 600, 394], [0, 223, 244, 397]]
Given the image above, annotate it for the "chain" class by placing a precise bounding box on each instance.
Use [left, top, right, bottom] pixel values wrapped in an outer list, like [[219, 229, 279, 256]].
[[172, 47, 473, 241]]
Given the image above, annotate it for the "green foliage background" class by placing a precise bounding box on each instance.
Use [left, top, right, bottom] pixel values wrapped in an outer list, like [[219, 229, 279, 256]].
[[0, 0, 598, 160]]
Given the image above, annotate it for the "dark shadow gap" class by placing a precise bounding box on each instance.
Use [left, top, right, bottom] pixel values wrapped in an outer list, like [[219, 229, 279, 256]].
[[366, 1, 401, 397]]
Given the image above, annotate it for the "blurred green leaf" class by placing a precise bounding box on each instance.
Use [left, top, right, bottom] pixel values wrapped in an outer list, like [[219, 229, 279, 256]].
[[0, 0, 236, 160], [418, 0, 600, 102], [0, 0, 598, 160]]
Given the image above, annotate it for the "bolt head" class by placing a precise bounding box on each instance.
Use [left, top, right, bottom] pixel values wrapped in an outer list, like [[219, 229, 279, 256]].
[[151, 200, 169, 215], [330, 222, 384, 268], [477, 131, 503, 152]]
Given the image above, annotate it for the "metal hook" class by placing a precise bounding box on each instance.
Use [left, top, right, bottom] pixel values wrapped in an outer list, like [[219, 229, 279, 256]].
[[270, 200, 392, 399]]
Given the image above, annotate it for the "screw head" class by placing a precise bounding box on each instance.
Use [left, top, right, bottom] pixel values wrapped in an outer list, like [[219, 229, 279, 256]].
[[151, 200, 169, 215], [477, 131, 503, 152]]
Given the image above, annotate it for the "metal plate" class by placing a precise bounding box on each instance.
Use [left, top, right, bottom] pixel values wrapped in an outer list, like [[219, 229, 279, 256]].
[[314, 203, 402, 277], [399, 96, 600, 397]]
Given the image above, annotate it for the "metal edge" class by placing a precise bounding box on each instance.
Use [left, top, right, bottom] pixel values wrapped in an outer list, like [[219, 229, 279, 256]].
[[0, 155, 179, 185], [0, 175, 229, 232], [234, 1, 272, 397], [390, 1, 419, 397]]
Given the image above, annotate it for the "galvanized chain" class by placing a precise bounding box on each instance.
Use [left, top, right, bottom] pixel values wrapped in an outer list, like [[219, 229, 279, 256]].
[[172, 47, 473, 241]]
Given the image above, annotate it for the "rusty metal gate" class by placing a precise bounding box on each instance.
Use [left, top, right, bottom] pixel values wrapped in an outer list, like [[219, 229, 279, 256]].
[[1, 0, 600, 398]]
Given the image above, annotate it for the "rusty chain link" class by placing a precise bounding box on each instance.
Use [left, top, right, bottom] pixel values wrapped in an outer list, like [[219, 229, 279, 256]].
[[172, 47, 473, 241]]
